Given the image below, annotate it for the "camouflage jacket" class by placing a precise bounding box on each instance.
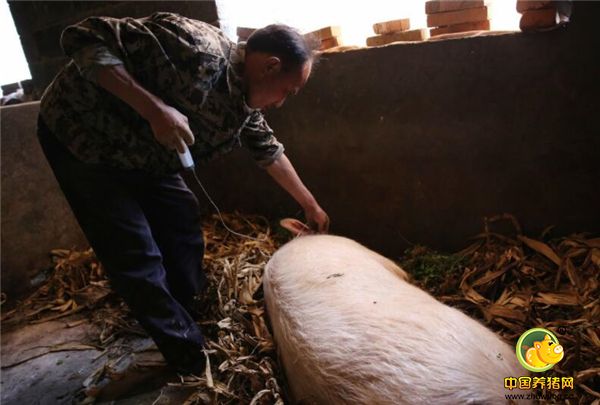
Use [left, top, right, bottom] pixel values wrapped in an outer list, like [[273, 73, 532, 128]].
[[40, 12, 284, 175]]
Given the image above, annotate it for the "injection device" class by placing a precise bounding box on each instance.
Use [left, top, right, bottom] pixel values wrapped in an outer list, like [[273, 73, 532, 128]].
[[178, 144, 195, 169]]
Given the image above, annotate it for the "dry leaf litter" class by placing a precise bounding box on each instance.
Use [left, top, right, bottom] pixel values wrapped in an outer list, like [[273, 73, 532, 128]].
[[1, 212, 598, 404]]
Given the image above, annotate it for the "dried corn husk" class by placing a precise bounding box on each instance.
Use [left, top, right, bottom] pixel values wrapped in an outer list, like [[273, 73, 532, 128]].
[[404, 213, 599, 404], [3, 212, 597, 404]]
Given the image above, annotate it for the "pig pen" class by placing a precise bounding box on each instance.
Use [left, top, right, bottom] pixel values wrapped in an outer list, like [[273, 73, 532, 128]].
[[1, 212, 599, 404], [2, 2, 600, 403]]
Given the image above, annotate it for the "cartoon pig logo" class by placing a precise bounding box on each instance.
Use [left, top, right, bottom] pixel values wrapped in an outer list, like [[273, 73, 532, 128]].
[[525, 334, 564, 367], [516, 328, 565, 372]]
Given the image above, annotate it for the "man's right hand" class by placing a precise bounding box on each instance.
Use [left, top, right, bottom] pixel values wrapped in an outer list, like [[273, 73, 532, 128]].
[[149, 104, 195, 153], [96, 65, 194, 153]]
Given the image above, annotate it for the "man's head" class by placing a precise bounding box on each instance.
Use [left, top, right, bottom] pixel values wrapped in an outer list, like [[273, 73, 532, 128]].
[[243, 25, 318, 110]]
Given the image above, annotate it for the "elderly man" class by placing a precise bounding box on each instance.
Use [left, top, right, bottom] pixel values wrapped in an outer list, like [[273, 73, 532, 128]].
[[37, 12, 328, 375]]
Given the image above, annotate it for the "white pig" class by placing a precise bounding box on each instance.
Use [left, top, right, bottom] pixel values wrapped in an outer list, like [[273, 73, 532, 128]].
[[262, 219, 529, 404]]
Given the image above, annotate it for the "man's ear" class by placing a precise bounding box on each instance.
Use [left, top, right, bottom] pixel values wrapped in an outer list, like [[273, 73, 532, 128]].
[[280, 218, 313, 236], [264, 56, 282, 75]]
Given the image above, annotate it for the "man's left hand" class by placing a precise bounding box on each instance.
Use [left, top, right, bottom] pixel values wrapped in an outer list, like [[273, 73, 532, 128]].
[[305, 204, 330, 233], [264, 154, 330, 233]]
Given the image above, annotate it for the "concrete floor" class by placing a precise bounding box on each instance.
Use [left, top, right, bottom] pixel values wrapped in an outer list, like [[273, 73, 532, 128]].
[[1, 315, 194, 404]]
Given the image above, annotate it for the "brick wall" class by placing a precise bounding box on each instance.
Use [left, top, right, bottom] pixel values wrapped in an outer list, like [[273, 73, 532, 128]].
[[8, 1, 219, 96]]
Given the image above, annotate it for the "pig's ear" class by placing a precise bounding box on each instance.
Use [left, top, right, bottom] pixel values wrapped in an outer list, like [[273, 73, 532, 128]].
[[280, 218, 312, 236]]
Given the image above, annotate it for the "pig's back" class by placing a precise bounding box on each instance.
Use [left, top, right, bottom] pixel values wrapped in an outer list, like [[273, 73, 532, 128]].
[[263, 235, 526, 405]]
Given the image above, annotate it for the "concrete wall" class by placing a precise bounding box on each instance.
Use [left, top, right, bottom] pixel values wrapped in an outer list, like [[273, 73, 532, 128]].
[[2, 2, 599, 300], [192, 1, 600, 256], [1, 102, 88, 299], [8, 1, 219, 96]]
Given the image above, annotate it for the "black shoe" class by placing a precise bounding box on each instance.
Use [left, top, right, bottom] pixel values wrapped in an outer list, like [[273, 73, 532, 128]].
[[175, 356, 206, 377]]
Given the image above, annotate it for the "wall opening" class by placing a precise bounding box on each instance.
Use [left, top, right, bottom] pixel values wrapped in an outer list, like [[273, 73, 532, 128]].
[[216, 0, 520, 45], [0, 1, 31, 95]]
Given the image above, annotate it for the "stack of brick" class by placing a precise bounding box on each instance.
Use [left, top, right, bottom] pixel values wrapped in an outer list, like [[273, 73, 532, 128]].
[[426, 0, 491, 37], [305, 26, 343, 50], [236, 26, 257, 42], [516, 1, 557, 32], [366, 18, 429, 46]]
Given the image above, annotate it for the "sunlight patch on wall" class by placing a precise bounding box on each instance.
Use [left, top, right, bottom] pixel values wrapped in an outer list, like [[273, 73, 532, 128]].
[[0, 1, 31, 91], [216, 0, 520, 46]]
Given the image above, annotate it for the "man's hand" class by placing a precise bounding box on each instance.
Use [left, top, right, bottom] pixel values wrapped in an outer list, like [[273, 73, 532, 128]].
[[265, 154, 330, 233], [304, 203, 330, 233], [148, 104, 195, 153]]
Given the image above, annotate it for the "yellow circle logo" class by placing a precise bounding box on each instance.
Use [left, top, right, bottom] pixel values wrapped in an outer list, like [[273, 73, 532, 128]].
[[516, 328, 564, 372]]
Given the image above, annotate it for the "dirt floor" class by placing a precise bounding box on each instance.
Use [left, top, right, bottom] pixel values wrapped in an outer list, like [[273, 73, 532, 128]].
[[2, 317, 101, 404], [1, 213, 598, 404], [0, 314, 191, 404]]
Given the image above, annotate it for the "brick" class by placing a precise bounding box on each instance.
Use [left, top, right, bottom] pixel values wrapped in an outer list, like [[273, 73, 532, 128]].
[[305, 26, 341, 41], [366, 29, 429, 46], [427, 6, 489, 27], [236, 26, 256, 40], [425, 0, 486, 14], [320, 36, 342, 50], [430, 20, 490, 36], [520, 7, 557, 31], [1, 83, 21, 94], [516, 0, 552, 13], [372, 18, 410, 35]]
